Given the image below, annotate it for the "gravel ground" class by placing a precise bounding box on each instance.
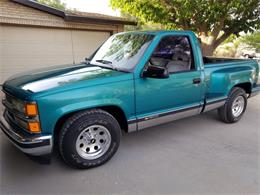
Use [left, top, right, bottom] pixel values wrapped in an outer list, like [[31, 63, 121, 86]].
[[0, 94, 259, 195]]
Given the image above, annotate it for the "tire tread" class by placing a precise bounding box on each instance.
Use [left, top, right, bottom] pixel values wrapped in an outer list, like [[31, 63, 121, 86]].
[[218, 87, 247, 123], [58, 109, 121, 169]]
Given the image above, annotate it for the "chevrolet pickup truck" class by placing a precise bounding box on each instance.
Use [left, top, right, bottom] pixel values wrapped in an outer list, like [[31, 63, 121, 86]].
[[1, 31, 260, 169]]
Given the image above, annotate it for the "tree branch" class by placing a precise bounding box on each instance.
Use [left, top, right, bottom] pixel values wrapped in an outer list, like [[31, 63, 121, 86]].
[[211, 17, 224, 39], [214, 30, 233, 48]]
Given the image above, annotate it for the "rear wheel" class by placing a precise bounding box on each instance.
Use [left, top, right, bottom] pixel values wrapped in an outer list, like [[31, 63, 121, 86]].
[[58, 109, 121, 169], [218, 87, 247, 123]]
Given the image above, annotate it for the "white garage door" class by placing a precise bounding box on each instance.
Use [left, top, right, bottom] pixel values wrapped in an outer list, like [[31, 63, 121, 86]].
[[0, 25, 110, 83]]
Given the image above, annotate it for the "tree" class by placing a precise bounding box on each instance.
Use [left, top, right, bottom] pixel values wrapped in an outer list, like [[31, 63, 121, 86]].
[[110, 0, 260, 56], [122, 13, 165, 31], [37, 0, 66, 10], [241, 31, 260, 51]]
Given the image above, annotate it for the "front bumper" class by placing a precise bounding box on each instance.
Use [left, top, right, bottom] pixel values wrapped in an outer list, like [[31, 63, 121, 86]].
[[250, 84, 260, 98], [0, 114, 52, 156]]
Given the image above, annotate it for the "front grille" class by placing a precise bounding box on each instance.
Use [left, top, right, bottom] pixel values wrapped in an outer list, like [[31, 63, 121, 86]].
[[2, 91, 40, 134], [5, 111, 28, 130]]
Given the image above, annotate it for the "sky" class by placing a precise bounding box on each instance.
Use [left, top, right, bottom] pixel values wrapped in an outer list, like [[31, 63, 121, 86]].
[[60, 0, 120, 16]]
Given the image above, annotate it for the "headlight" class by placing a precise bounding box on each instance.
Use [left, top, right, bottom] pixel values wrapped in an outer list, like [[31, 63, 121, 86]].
[[4, 94, 41, 133], [5, 95, 38, 116], [12, 98, 25, 113]]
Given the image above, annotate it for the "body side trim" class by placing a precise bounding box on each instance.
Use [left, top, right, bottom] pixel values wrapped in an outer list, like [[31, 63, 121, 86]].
[[127, 104, 201, 132], [203, 97, 227, 113]]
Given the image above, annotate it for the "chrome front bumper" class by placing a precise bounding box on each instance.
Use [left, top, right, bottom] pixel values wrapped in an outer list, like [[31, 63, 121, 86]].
[[0, 115, 53, 156]]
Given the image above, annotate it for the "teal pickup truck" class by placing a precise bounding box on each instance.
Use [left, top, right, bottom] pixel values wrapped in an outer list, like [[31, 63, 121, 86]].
[[1, 31, 260, 169]]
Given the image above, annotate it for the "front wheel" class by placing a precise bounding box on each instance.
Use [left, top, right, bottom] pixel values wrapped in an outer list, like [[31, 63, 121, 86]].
[[218, 87, 247, 123], [58, 109, 121, 169]]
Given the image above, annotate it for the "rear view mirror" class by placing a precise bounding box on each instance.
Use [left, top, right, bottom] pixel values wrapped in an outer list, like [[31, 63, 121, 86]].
[[142, 65, 169, 79]]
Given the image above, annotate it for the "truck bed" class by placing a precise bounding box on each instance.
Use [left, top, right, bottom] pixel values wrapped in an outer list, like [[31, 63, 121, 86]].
[[203, 56, 259, 103]]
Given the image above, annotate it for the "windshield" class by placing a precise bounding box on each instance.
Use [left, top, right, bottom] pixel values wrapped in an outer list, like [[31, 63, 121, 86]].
[[90, 33, 155, 72]]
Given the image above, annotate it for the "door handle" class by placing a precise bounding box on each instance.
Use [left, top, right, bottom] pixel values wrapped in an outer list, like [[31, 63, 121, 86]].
[[193, 78, 201, 84]]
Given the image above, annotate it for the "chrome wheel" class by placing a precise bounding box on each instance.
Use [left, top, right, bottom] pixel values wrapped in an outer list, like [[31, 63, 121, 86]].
[[76, 125, 111, 160], [232, 96, 245, 117]]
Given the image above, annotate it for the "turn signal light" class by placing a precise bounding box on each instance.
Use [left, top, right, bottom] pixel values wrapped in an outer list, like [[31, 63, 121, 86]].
[[25, 103, 38, 116], [28, 122, 41, 133]]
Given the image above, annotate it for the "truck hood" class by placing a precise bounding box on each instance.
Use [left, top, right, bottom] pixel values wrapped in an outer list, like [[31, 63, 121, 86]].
[[3, 63, 130, 96]]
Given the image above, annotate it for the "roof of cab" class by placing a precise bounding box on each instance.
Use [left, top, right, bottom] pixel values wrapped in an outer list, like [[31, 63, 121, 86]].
[[117, 30, 196, 36]]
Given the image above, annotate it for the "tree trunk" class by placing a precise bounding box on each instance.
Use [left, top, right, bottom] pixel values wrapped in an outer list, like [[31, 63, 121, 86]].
[[198, 34, 217, 56], [200, 43, 216, 56], [198, 32, 232, 56]]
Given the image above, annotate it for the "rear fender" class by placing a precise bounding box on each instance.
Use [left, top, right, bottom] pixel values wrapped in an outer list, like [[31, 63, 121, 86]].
[[208, 66, 255, 97]]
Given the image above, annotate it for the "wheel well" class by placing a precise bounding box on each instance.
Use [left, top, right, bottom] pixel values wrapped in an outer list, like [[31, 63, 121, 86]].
[[54, 106, 128, 144], [233, 82, 252, 95], [99, 106, 128, 132]]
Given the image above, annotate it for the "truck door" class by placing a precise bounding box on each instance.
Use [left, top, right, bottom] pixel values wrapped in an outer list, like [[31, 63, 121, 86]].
[[135, 35, 203, 129]]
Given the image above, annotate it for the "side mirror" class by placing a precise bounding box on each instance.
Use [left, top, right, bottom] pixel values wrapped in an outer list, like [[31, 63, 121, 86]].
[[142, 65, 169, 79]]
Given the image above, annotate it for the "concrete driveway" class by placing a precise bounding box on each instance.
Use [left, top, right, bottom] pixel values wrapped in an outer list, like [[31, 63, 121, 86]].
[[0, 94, 259, 195]]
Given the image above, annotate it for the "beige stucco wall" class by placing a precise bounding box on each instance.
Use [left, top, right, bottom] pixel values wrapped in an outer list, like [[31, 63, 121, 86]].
[[0, 25, 110, 82]]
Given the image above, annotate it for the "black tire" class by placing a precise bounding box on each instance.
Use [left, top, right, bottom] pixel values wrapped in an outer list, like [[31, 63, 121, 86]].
[[218, 87, 247, 123], [58, 109, 121, 169]]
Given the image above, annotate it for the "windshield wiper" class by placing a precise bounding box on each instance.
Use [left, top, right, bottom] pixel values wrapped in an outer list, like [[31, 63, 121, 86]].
[[94, 59, 130, 73], [96, 59, 113, 64], [95, 59, 118, 71]]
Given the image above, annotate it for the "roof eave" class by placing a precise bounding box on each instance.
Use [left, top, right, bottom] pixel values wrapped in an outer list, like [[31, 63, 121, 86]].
[[64, 15, 137, 26], [12, 0, 65, 17], [11, 0, 137, 26]]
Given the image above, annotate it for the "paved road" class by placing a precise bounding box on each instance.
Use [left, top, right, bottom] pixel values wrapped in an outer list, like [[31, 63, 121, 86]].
[[0, 94, 259, 195]]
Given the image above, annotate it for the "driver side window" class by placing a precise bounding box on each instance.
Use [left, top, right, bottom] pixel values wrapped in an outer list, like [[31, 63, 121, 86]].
[[150, 36, 195, 73]]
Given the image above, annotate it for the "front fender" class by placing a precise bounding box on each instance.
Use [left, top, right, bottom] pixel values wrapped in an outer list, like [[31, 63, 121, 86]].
[[36, 80, 135, 134]]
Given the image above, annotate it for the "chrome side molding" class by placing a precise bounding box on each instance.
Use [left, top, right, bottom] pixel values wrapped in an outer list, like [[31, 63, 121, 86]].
[[137, 106, 200, 130], [127, 105, 201, 132], [127, 97, 228, 133], [203, 97, 227, 112]]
